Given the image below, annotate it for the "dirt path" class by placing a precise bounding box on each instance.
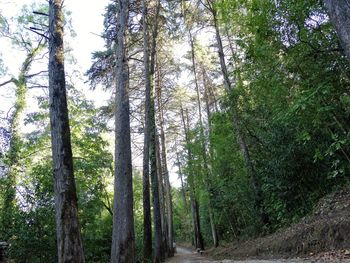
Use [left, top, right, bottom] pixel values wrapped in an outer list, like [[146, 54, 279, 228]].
[[165, 247, 207, 263], [165, 246, 350, 263]]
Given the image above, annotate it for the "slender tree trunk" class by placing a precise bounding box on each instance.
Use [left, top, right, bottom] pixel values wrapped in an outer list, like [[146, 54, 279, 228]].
[[203, 70, 212, 126], [147, 1, 164, 261], [141, 0, 164, 260], [160, 124, 174, 257], [142, 0, 152, 260], [202, 68, 219, 247], [48, 1, 85, 262], [323, 0, 350, 61], [180, 106, 204, 251], [211, 6, 268, 226], [208, 205, 218, 247], [189, 33, 218, 248], [156, 60, 174, 257], [156, 133, 168, 259], [176, 151, 188, 210], [150, 109, 163, 262], [110, 0, 135, 261]]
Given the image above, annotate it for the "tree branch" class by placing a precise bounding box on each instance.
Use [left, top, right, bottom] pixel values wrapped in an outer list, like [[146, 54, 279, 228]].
[[25, 70, 48, 79], [24, 27, 48, 40], [0, 78, 15, 87], [33, 11, 49, 17]]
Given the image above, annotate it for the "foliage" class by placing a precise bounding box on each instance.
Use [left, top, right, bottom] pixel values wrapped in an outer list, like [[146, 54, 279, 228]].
[[172, 0, 350, 248]]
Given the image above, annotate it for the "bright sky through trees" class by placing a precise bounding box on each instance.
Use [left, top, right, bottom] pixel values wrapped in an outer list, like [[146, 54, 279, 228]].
[[0, 0, 184, 187], [0, 0, 110, 106]]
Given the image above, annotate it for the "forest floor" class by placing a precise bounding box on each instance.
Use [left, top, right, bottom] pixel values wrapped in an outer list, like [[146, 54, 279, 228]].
[[172, 188, 350, 263]]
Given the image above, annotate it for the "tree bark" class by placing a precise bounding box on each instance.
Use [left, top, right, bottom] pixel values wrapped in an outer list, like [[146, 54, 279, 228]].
[[156, 59, 174, 257], [176, 151, 188, 210], [323, 0, 350, 61], [48, 1, 85, 262], [150, 107, 164, 263], [180, 106, 204, 251], [148, 0, 164, 261], [110, 0, 135, 262], [141, 0, 152, 260], [156, 133, 168, 259], [142, 0, 165, 262], [189, 33, 219, 248], [202, 68, 219, 247]]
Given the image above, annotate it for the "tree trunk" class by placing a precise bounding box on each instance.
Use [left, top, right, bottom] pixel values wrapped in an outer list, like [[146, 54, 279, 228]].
[[156, 60, 174, 257], [323, 0, 350, 61], [142, 0, 165, 263], [148, 0, 164, 261], [202, 68, 219, 247], [208, 205, 219, 248], [150, 107, 164, 262], [156, 133, 168, 259], [141, 0, 152, 260], [211, 5, 268, 226], [180, 106, 204, 251], [189, 33, 218, 248], [176, 151, 188, 210], [48, 1, 85, 262], [110, 0, 135, 262]]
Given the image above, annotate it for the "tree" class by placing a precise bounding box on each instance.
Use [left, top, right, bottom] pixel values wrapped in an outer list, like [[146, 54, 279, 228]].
[[110, 0, 135, 261], [48, 0, 85, 262], [200, 0, 268, 226], [0, 5, 47, 242], [156, 64, 175, 256], [141, 0, 153, 260], [180, 106, 205, 251], [0, 40, 45, 243], [323, 0, 350, 61], [189, 35, 219, 248], [141, 0, 165, 261]]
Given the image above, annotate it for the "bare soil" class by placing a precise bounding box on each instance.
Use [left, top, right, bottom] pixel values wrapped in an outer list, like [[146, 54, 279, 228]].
[[167, 246, 314, 262]]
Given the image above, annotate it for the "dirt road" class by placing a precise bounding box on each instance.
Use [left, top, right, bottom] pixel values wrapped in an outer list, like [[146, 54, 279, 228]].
[[165, 246, 301, 263], [165, 247, 350, 263]]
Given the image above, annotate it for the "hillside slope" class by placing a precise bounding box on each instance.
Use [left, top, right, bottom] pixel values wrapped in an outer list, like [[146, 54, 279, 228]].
[[210, 189, 350, 262]]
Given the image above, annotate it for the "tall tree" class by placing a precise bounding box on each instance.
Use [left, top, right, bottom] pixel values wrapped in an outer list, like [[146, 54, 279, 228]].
[[142, 0, 153, 260], [323, 0, 350, 61], [189, 35, 219, 248], [142, 0, 165, 261], [48, 0, 85, 261], [0, 6, 48, 241], [156, 68, 174, 256], [0, 39, 45, 241], [201, 0, 268, 226], [155, 131, 169, 258], [110, 0, 135, 261], [180, 106, 204, 251]]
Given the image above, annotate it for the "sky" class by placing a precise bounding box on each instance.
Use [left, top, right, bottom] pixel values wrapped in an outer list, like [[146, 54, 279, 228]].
[[0, 0, 111, 104], [0, 0, 183, 187], [1, 0, 108, 70]]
